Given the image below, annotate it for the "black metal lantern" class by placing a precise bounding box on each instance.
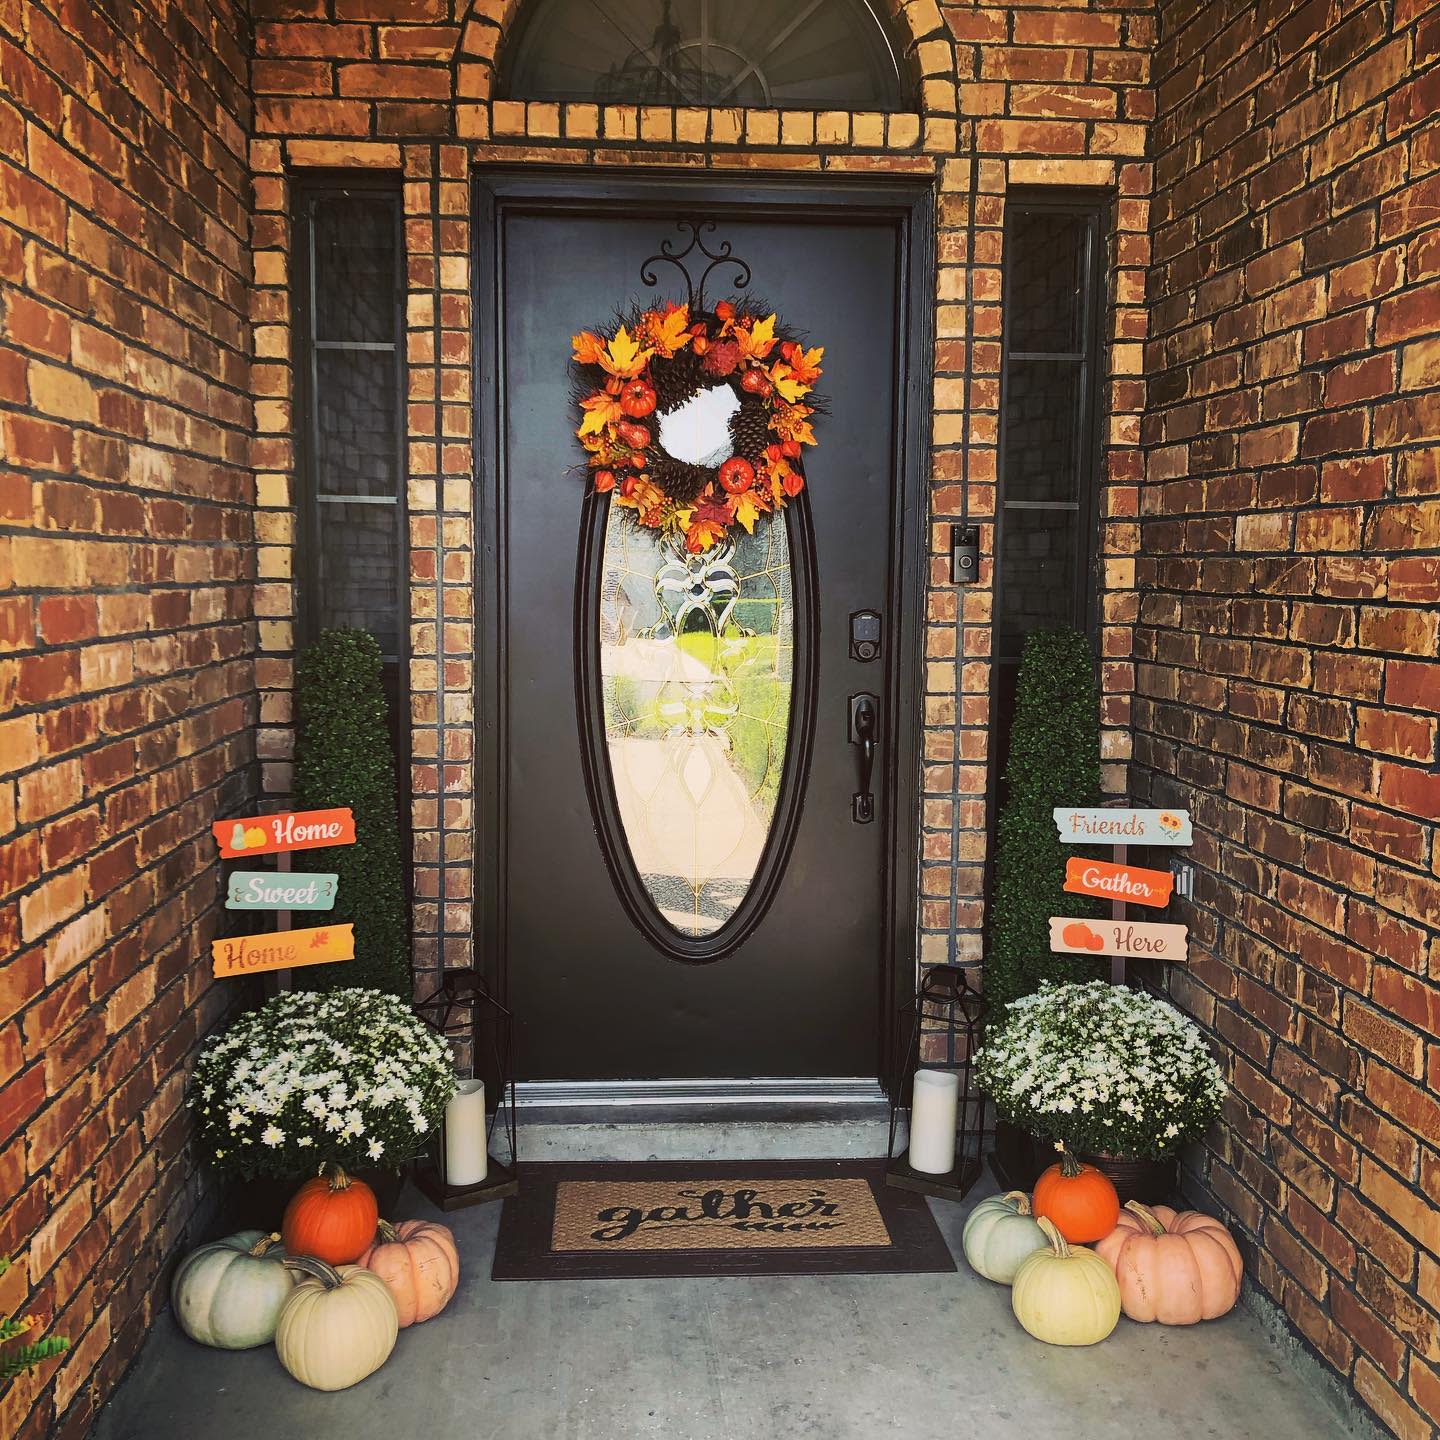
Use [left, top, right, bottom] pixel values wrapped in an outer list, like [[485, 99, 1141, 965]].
[[412, 969, 520, 1209], [885, 963, 988, 1200]]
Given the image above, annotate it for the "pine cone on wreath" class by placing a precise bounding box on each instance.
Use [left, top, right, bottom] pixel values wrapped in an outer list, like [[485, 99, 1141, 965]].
[[651, 350, 701, 415], [651, 455, 712, 505], [729, 396, 771, 462]]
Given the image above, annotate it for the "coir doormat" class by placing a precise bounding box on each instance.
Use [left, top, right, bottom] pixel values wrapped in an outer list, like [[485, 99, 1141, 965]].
[[491, 1159, 956, 1280]]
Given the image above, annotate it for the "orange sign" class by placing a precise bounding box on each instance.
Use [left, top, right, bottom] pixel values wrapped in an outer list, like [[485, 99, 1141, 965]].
[[1048, 917, 1187, 963], [211, 923, 355, 979], [212, 808, 355, 859], [1063, 858, 1173, 909]]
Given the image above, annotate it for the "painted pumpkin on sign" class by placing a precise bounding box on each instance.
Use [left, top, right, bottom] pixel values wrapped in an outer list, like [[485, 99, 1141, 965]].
[[357, 1219, 460, 1327], [274, 1258, 398, 1391], [961, 1191, 1049, 1285], [1011, 1217, 1121, 1347], [282, 1164, 378, 1265], [170, 1231, 293, 1349], [1031, 1147, 1120, 1243], [1094, 1201, 1243, 1324]]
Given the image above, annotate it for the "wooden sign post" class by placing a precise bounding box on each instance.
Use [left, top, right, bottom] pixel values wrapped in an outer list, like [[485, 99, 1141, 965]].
[[1051, 807, 1191, 983], [212, 807, 357, 983]]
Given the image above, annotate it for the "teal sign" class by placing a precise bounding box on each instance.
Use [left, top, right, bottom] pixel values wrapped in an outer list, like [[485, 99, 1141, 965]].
[[225, 871, 338, 912]]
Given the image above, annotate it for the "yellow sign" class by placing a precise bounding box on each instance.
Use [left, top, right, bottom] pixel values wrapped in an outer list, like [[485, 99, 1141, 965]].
[[211, 923, 355, 979]]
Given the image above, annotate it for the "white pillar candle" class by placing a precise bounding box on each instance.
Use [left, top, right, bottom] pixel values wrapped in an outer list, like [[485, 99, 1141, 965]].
[[907, 1069, 960, 1175], [443, 1079, 488, 1187]]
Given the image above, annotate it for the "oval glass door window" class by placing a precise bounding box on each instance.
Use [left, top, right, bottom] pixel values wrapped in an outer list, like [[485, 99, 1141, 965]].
[[598, 511, 795, 938]]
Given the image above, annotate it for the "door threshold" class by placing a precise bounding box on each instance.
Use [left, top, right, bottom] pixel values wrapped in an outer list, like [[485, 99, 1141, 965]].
[[515, 1078, 888, 1127]]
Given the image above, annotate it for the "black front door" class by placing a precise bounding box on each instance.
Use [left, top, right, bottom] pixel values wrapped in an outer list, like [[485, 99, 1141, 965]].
[[476, 177, 928, 1082]]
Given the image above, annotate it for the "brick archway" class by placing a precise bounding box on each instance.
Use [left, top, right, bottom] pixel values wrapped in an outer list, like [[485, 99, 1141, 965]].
[[452, 0, 951, 110]]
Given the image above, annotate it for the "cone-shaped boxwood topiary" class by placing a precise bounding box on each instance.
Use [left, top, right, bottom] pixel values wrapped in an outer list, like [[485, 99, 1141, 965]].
[[986, 627, 1105, 1012], [294, 629, 409, 996]]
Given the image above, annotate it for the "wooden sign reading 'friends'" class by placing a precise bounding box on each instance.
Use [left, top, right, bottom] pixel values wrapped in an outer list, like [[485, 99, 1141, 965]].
[[212, 808, 355, 859], [1048, 917, 1188, 963], [1052, 808, 1192, 846], [211, 923, 355, 979], [1063, 858, 1173, 909], [225, 871, 338, 911]]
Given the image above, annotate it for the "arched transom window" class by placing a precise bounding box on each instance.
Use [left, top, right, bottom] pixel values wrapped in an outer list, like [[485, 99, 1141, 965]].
[[499, 0, 910, 111]]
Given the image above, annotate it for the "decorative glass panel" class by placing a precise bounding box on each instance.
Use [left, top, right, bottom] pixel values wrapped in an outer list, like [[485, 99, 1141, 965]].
[[598, 510, 794, 937], [315, 349, 398, 497], [997, 506, 1077, 660], [501, 0, 908, 111], [1002, 357, 1083, 503], [314, 501, 402, 661], [311, 197, 397, 345]]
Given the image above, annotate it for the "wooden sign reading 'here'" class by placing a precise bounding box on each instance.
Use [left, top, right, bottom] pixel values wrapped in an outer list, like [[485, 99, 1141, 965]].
[[1048, 917, 1188, 963], [212, 923, 355, 979], [1052, 808, 1192, 846], [213, 808, 355, 859], [1063, 858, 1173, 909]]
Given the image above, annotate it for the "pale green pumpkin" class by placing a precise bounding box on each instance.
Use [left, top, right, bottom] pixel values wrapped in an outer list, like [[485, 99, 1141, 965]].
[[274, 1258, 397, 1392], [962, 1190, 1050, 1284], [171, 1231, 295, 1349], [1011, 1217, 1121, 1347]]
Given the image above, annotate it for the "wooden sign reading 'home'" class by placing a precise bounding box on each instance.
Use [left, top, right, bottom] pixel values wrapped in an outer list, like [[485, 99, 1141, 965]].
[[212, 808, 355, 859], [1063, 858, 1174, 908], [1052, 807, 1192, 846], [1048, 917, 1188, 963], [211, 923, 355, 979]]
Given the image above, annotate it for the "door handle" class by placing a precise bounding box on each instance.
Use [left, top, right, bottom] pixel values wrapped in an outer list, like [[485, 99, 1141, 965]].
[[849, 693, 879, 824]]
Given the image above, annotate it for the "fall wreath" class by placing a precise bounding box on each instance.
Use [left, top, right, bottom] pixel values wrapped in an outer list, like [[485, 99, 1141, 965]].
[[572, 300, 823, 553]]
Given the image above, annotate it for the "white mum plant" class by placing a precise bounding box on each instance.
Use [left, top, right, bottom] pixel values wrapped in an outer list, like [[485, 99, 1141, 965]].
[[190, 988, 456, 1179], [975, 981, 1225, 1161]]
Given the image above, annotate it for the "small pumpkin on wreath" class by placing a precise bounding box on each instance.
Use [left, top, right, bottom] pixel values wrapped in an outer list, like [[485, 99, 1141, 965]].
[[572, 299, 823, 553]]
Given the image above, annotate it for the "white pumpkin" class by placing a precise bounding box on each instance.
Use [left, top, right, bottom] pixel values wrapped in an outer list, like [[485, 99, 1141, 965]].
[[170, 1231, 294, 1350], [962, 1191, 1050, 1285], [274, 1258, 398, 1391]]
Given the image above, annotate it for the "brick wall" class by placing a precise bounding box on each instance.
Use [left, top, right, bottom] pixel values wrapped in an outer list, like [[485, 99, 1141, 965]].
[[1140, 0, 1440, 1434], [248, 0, 1153, 1015], [0, 2, 254, 1436]]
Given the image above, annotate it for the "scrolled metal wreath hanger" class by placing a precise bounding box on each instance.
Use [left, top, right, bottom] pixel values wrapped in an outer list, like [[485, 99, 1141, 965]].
[[639, 220, 752, 313]]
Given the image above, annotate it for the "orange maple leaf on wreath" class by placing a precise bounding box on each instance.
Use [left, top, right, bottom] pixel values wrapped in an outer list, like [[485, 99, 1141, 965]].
[[578, 391, 623, 437], [646, 303, 693, 357], [571, 330, 608, 366], [685, 499, 732, 553], [597, 324, 653, 379]]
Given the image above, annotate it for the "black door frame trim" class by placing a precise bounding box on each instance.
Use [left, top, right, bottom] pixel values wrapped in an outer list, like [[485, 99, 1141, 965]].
[[472, 169, 935, 1086]]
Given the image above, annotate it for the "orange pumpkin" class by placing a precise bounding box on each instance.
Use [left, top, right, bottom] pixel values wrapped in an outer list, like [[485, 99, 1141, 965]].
[[1094, 1201, 1242, 1323], [282, 1164, 379, 1265], [1032, 1147, 1120, 1243], [357, 1219, 460, 1327]]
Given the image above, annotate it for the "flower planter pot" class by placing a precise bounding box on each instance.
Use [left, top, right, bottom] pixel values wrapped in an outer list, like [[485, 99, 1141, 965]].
[[989, 1120, 1176, 1205], [223, 1167, 405, 1233]]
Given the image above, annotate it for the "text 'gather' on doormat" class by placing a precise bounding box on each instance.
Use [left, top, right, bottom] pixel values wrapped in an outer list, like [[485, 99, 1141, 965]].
[[491, 1159, 956, 1280]]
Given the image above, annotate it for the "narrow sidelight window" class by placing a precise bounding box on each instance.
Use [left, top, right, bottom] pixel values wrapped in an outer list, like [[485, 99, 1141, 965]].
[[293, 179, 406, 670], [995, 192, 1108, 668]]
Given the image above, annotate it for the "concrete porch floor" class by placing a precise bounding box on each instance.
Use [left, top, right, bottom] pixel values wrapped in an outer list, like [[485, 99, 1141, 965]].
[[93, 1174, 1359, 1440]]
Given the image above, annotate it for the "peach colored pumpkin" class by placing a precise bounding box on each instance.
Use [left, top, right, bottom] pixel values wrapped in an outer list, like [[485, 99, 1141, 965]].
[[1094, 1200, 1242, 1324], [357, 1219, 459, 1327]]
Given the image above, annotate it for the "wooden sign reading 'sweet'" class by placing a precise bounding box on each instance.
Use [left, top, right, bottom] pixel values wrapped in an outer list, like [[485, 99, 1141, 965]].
[[226, 871, 338, 912], [1063, 858, 1173, 909], [212, 808, 355, 859], [212, 923, 355, 979], [1048, 917, 1188, 963], [1052, 808, 1192, 846]]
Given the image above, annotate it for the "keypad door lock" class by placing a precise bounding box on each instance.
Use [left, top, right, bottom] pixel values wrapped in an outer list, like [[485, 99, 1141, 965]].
[[849, 610, 882, 663]]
